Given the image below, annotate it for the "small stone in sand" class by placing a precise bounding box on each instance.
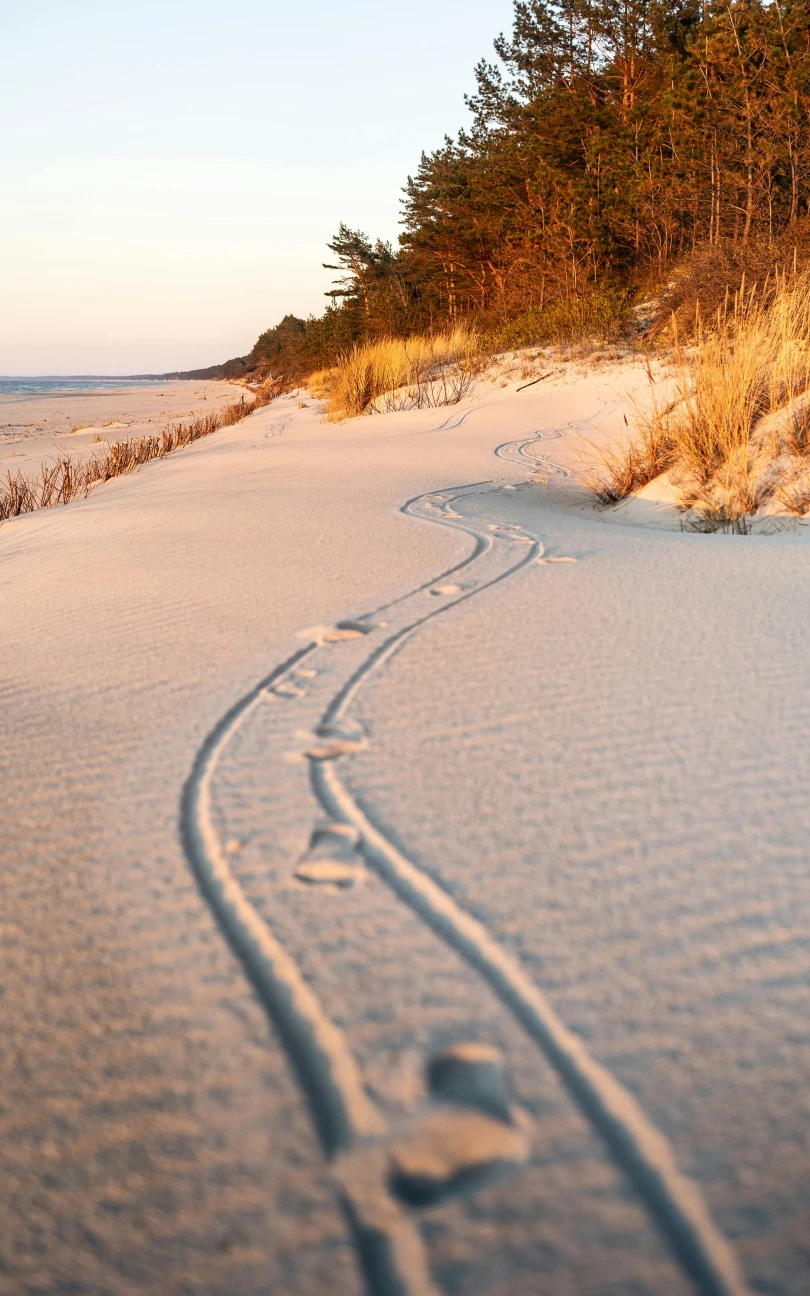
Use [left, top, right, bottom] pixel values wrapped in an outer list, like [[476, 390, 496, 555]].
[[430, 584, 461, 596]]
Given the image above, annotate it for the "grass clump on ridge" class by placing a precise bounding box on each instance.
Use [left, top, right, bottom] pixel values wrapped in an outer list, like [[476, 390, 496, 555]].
[[313, 329, 482, 420], [310, 305, 636, 424], [0, 385, 278, 524], [588, 270, 810, 531]]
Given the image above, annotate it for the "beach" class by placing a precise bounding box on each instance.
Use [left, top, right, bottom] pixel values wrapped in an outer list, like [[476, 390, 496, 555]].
[[0, 379, 249, 477], [1, 365, 808, 1295]]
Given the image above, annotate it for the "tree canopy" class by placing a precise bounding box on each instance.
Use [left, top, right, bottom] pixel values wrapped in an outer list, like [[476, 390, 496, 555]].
[[237, 0, 810, 378]]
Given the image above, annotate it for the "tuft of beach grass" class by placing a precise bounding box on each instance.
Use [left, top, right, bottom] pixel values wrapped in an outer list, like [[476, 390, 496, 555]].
[[586, 270, 810, 528], [313, 330, 482, 420]]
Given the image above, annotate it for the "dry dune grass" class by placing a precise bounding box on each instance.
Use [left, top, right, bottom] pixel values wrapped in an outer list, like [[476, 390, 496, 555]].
[[315, 330, 482, 420], [589, 271, 810, 530], [305, 368, 334, 402], [0, 385, 278, 523]]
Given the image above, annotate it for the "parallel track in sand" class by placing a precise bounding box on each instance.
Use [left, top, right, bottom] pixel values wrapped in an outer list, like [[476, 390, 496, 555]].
[[180, 434, 751, 1296]]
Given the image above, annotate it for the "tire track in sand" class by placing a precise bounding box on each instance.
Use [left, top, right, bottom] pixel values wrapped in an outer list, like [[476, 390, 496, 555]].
[[180, 442, 750, 1296]]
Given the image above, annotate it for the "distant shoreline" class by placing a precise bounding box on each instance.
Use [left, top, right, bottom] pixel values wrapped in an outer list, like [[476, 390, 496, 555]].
[[0, 377, 250, 461], [0, 379, 164, 395], [0, 376, 240, 397], [0, 371, 230, 381]]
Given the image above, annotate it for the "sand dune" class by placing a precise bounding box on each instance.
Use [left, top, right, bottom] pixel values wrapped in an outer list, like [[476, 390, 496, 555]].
[[1, 364, 807, 1294]]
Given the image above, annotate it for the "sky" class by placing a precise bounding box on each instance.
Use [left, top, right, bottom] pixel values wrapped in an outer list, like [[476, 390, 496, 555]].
[[0, 0, 514, 375]]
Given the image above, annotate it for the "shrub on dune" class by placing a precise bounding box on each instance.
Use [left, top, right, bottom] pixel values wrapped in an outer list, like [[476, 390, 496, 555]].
[[321, 330, 482, 419], [305, 368, 335, 402], [587, 270, 810, 530]]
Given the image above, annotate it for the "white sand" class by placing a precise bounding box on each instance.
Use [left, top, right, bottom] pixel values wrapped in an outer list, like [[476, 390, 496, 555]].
[[1, 362, 807, 1294], [0, 378, 248, 475]]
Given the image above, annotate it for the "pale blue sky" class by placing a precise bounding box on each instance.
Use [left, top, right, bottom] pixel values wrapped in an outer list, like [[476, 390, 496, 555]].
[[1, 0, 514, 374]]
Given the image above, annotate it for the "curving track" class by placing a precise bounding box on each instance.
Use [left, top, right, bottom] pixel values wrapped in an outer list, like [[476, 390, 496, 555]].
[[180, 437, 750, 1296]]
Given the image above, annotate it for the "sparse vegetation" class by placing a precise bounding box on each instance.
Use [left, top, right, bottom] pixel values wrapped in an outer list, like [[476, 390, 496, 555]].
[[484, 290, 635, 355], [315, 330, 482, 420], [0, 386, 278, 524], [587, 270, 810, 529]]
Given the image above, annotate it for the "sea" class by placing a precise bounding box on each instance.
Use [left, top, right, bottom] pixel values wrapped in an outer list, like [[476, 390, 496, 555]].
[[0, 378, 159, 395]]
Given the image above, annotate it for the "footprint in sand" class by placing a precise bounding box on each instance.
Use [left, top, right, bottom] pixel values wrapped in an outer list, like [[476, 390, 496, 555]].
[[294, 822, 366, 888], [305, 738, 366, 759], [318, 618, 386, 641], [337, 1043, 530, 1220], [323, 627, 365, 642], [305, 718, 366, 760], [299, 623, 371, 645], [316, 718, 364, 741], [271, 680, 307, 699], [488, 524, 532, 544], [387, 1042, 531, 1207], [335, 617, 385, 635]]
